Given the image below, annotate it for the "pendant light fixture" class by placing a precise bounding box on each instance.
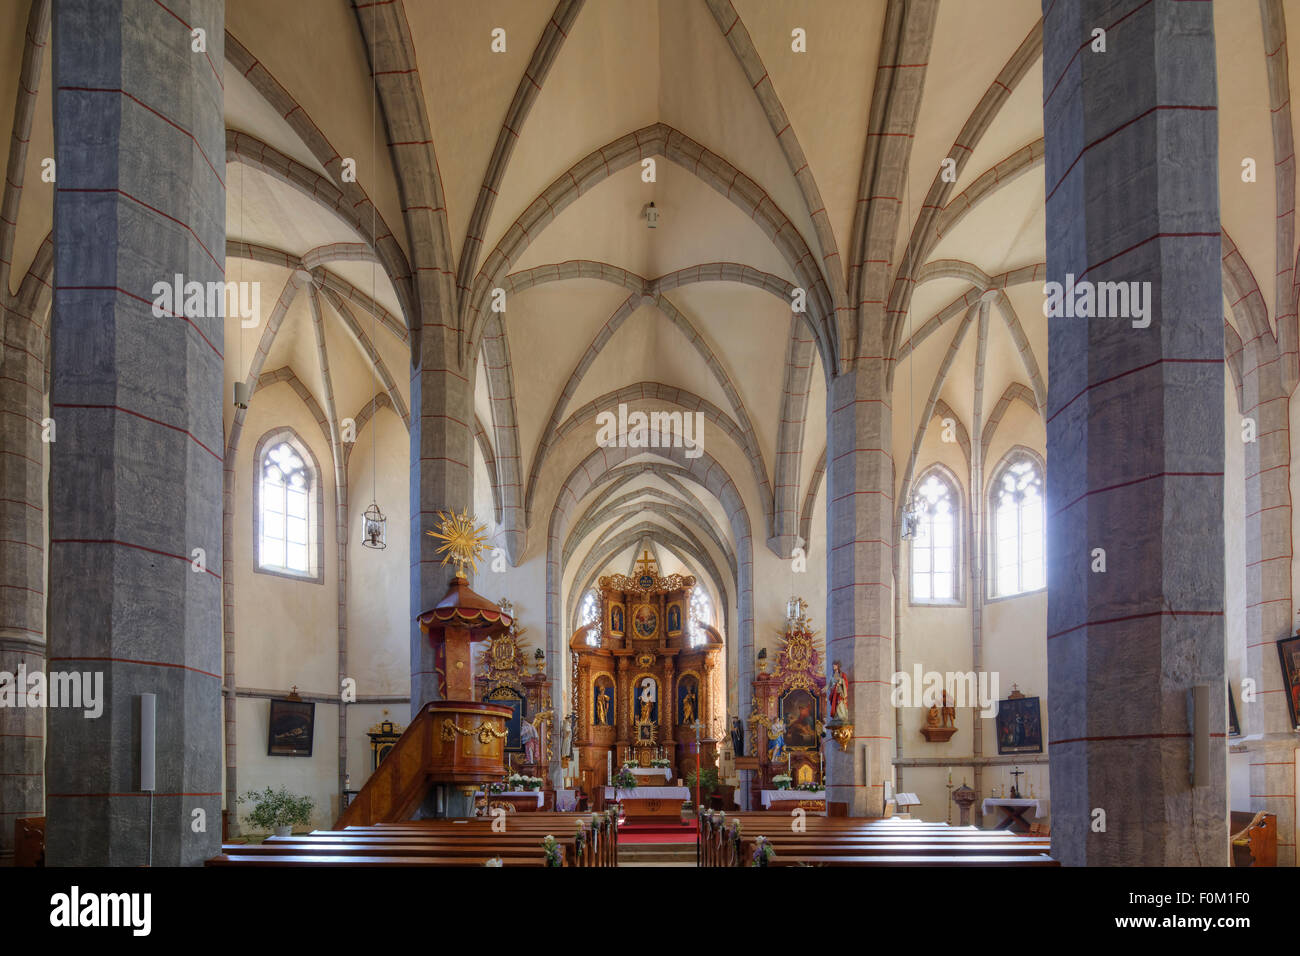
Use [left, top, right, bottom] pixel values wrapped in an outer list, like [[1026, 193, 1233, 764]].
[[360, 3, 386, 552]]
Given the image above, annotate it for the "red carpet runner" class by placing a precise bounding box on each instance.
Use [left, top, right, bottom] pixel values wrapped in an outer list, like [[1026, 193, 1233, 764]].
[[618, 821, 696, 845]]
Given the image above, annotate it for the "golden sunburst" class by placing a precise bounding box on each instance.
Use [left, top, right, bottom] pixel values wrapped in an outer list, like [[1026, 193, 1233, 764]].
[[425, 509, 489, 577]]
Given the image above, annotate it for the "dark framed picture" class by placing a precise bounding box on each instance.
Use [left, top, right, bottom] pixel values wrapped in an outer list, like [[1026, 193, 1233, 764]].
[[1227, 679, 1241, 737], [1278, 634, 1300, 730], [995, 695, 1043, 755], [486, 686, 526, 752], [779, 687, 820, 750], [267, 698, 315, 757]]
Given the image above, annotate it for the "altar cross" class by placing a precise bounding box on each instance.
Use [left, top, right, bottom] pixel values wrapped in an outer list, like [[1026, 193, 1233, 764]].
[[1010, 766, 1025, 798], [634, 549, 658, 577]]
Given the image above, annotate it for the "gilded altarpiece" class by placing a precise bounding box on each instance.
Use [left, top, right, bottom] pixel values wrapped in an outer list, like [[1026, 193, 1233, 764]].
[[570, 552, 723, 794], [475, 599, 553, 778], [748, 600, 827, 806]]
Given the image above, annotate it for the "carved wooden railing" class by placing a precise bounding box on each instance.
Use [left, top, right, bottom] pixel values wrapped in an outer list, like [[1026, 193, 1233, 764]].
[[334, 705, 439, 828]]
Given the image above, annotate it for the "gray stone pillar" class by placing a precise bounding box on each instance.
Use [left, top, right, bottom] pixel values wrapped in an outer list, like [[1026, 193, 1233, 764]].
[[0, 300, 46, 861], [825, 360, 893, 817], [1043, 0, 1226, 865], [46, 0, 224, 866], [409, 353, 474, 715], [1240, 341, 1297, 865]]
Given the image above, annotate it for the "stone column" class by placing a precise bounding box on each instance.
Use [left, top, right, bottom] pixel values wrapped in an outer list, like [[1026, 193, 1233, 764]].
[[409, 357, 473, 715], [0, 300, 45, 862], [1239, 339, 1297, 865], [824, 359, 894, 817], [1043, 0, 1226, 865], [46, 0, 225, 866]]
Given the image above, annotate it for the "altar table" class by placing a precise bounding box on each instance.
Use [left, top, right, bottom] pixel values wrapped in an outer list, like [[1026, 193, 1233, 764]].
[[761, 789, 826, 811], [476, 790, 544, 811], [627, 767, 673, 785], [604, 786, 690, 822], [981, 798, 1047, 831]]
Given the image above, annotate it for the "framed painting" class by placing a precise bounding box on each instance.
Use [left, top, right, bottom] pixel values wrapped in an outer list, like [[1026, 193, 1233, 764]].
[[779, 688, 820, 750], [486, 685, 526, 752], [1227, 679, 1241, 737], [268, 698, 315, 757], [995, 695, 1043, 754], [631, 604, 659, 639], [608, 601, 625, 637], [1278, 634, 1300, 730]]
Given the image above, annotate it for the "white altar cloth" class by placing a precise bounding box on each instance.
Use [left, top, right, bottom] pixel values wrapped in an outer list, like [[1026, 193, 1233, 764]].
[[761, 789, 826, 808], [981, 798, 1047, 818], [476, 790, 544, 807], [627, 767, 672, 784], [555, 788, 578, 811], [604, 786, 690, 801]]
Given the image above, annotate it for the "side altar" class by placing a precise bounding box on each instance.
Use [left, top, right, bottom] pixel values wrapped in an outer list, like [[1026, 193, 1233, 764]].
[[474, 597, 553, 785], [746, 598, 832, 810], [570, 551, 723, 798]]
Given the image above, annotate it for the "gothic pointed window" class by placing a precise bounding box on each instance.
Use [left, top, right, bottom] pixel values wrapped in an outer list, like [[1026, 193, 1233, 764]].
[[579, 589, 601, 646], [689, 587, 712, 647], [254, 430, 322, 582], [910, 468, 960, 604], [990, 451, 1044, 598]]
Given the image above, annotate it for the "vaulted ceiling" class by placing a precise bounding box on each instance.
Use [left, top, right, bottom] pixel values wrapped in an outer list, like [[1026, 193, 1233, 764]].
[[2, 0, 1291, 633]]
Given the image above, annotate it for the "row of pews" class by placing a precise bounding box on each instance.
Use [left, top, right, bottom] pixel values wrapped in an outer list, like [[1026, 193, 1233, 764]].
[[698, 812, 1058, 867], [206, 811, 619, 867]]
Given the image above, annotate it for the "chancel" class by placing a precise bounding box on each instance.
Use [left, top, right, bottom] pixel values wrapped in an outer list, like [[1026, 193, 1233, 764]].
[[0, 0, 1296, 893]]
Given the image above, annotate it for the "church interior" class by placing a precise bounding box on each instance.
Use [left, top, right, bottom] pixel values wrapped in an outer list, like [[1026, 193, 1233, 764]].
[[0, 0, 1297, 891]]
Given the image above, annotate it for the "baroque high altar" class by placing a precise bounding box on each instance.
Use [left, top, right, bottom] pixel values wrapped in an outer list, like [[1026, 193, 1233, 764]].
[[570, 551, 723, 793]]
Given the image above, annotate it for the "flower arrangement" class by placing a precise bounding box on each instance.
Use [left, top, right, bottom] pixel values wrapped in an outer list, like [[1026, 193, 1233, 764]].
[[574, 822, 587, 857], [798, 781, 823, 792], [612, 767, 638, 789], [237, 786, 314, 833], [772, 774, 793, 790], [484, 857, 504, 867], [507, 773, 544, 791], [650, 758, 671, 768], [541, 834, 561, 867], [751, 835, 775, 867], [486, 780, 506, 794], [622, 759, 640, 769]]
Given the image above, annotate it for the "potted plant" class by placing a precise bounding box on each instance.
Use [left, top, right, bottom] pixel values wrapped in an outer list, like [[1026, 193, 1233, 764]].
[[238, 785, 314, 837], [772, 774, 792, 791], [685, 767, 721, 805], [650, 758, 671, 768], [751, 835, 775, 867]]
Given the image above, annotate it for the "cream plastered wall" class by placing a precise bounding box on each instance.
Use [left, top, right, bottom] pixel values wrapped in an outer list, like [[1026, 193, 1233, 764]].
[[230, 382, 340, 829], [895, 394, 1049, 822]]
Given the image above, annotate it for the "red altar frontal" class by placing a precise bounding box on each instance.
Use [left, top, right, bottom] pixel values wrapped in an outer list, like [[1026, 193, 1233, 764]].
[[570, 552, 723, 794]]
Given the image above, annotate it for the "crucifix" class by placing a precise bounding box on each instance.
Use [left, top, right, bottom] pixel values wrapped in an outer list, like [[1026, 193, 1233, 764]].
[[634, 549, 657, 577], [1009, 766, 1025, 799]]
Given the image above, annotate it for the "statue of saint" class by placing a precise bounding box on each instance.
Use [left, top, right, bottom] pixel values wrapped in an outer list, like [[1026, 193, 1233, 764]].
[[638, 678, 657, 723], [828, 661, 849, 722], [521, 719, 539, 764], [731, 716, 745, 757], [768, 717, 786, 764], [595, 686, 610, 725], [682, 686, 696, 723], [941, 689, 956, 728], [926, 703, 941, 728]]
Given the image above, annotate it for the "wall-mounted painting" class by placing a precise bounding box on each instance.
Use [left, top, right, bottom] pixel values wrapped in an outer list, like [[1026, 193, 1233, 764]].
[[268, 698, 315, 757], [995, 695, 1042, 755], [486, 685, 526, 752], [779, 688, 820, 750], [608, 601, 624, 637], [1278, 634, 1300, 730]]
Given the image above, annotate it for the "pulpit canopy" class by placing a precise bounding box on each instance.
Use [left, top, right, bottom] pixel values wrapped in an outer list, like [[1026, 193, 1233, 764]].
[[418, 575, 513, 640]]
